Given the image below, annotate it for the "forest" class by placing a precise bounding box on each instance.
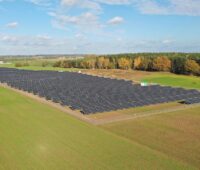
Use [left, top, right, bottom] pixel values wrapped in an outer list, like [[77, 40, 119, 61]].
[[53, 53, 200, 76]]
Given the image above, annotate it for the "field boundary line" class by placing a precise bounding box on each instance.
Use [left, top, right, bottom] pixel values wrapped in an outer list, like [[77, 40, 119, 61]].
[[94, 104, 200, 125]]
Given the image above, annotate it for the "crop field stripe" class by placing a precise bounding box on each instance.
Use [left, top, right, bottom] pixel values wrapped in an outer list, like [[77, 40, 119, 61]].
[[102, 106, 200, 169]]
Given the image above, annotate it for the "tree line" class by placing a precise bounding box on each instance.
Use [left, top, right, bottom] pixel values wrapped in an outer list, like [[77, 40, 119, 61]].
[[53, 53, 200, 76]]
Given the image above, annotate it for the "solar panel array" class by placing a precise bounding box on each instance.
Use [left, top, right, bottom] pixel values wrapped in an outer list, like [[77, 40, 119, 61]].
[[182, 96, 200, 105], [0, 68, 200, 114]]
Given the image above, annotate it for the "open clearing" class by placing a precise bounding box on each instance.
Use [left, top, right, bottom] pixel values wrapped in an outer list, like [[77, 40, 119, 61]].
[[0, 63, 79, 72], [82, 69, 200, 89], [0, 86, 193, 170], [102, 106, 200, 169]]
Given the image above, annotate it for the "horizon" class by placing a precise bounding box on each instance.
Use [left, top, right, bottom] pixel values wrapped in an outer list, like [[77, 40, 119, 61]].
[[1, 52, 200, 57], [0, 0, 200, 55]]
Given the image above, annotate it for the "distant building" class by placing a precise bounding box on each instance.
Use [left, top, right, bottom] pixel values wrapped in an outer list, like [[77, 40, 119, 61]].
[[0, 61, 11, 65]]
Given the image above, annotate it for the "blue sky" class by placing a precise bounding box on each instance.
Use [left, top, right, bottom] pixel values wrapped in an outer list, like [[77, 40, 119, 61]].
[[0, 0, 200, 55]]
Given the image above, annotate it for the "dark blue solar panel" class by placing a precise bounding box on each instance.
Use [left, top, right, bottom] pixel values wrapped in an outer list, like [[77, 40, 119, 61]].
[[0, 68, 200, 114]]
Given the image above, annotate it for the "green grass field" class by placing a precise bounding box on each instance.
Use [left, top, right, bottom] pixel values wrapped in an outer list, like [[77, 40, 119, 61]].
[[0, 86, 193, 170], [0, 63, 80, 72], [102, 106, 200, 169], [82, 69, 200, 90], [143, 73, 200, 89]]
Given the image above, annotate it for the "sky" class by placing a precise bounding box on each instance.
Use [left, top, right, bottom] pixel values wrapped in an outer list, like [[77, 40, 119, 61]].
[[0, 0, 200, 55]]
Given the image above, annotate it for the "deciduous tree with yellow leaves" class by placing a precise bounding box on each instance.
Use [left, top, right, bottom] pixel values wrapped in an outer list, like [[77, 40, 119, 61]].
[[153, 56, 171, 71], [185, 59, 200, 75]]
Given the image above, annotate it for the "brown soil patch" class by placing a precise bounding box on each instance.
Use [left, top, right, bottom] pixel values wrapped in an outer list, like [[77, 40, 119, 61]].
[[82, 69, 152, 82]]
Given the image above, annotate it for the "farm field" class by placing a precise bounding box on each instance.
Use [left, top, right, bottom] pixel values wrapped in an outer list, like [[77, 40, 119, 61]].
[[0, 86, 193, 170], [1, 1, 200, 169], [88, 102, 182, 120], [83, 69, 200, 90], [1, 59, 200, 169], [0, 63, 80, 72], [102, 106, 200, 169]]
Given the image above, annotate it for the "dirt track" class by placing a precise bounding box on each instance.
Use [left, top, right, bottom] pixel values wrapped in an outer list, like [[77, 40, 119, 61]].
[[93, 103, 200, 125]]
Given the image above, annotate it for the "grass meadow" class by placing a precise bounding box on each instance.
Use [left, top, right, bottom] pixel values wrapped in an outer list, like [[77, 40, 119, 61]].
[[102, 106, 200, 169], [0, 86, 192, 170], [143, 73, 200, 90], [82, 69, 200, 90]]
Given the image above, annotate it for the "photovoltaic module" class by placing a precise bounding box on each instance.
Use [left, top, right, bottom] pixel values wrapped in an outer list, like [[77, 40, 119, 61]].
[[0, 68, 200, 114]]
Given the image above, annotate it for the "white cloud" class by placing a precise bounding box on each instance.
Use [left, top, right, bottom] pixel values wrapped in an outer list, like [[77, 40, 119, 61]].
[[61, 0, 78, 6], [61, 0, 101, 11], [1, 35, 17, 42], [133, 0, 200, 16], [37, 34, 52, 40], [6, 22, 19, 28], [96, 0, 131, 5], [1, 0, 200, 55], [75, 33, 86, 39], [51, 12, 102, 30], [59, 0, 200, 16], [162, 39, 174, 44], [40, 0, 200, 41], [0, 33, 199, 55], [107, 16, 124, 25], [26, 0, 51, 6]]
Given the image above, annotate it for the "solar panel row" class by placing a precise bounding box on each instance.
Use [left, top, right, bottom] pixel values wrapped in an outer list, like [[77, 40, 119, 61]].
[[0, 68, 200, 114], [183, 97, 200, 105]]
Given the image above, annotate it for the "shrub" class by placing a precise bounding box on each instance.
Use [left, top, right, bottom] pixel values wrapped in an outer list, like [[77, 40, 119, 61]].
[[61, 60, 71, 68], [42, 61, 48, 67], [15, 62, 29, 67], [53, 61, 62, 67], [15, 63, 23, 67], [23, 63, 29, 67]]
